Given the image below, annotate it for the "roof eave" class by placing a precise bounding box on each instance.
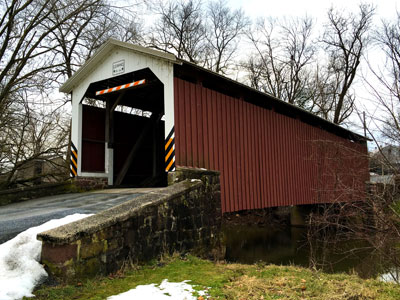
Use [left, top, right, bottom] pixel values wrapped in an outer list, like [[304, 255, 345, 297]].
[[177, 60, 370, 143], [59, 39, 178, 94]]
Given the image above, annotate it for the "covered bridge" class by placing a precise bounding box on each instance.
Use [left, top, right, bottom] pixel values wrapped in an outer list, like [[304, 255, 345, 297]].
[[60, 39, 369, 214]]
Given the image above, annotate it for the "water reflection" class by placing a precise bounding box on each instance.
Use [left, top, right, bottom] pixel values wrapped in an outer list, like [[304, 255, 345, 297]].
[[224, 225, 307, 265], [224, 224, 395, 281]]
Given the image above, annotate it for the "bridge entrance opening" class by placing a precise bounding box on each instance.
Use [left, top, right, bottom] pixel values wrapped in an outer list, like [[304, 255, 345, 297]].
[[80, 68, 167, 187]]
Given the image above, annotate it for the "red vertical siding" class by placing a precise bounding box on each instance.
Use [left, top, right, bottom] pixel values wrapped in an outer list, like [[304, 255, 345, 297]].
[[173, 77, 369, 213]]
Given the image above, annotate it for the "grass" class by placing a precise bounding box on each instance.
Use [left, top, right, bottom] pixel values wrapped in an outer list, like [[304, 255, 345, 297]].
[[29, 255, 400, 300]]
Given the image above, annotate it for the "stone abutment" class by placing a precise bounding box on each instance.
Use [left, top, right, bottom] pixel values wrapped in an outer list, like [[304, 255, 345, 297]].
[[37, 168, 221, 282]]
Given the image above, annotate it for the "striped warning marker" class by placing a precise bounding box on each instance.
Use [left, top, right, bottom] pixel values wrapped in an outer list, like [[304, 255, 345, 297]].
[[95, 79, 146, 96], [70, 142, 78, 178], [165, 127, 175, 172]]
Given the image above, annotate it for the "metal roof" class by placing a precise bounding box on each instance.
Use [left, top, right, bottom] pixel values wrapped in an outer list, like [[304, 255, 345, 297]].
[[175, 60, 369, 143]]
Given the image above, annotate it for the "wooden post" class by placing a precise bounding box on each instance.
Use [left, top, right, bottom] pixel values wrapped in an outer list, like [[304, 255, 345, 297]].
[[152, 118, 158, 178], [105, 99, 113, 148], [105, 93, 126, 186]]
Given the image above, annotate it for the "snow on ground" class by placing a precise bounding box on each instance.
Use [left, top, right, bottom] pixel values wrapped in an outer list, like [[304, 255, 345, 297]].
[[107, 279, 208, 300], [0, 213, 91, 300], [190, 179, 201, 183]]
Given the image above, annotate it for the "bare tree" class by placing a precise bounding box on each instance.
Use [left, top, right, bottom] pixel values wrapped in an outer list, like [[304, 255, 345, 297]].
[[0, 94, 69, 188], [320, 4, 375, 124], [148, 0, 206, 63], [203, 0, 249, 74], [302, 138, 400, 280], [366, 12, 400, 145], [0, 0, 108, 110], [244, 4, 374, 124], [245, 16, 316, 108], [0, 90, 26, 178], [309, 64, 344, 121], [49, 1, 143, 82]]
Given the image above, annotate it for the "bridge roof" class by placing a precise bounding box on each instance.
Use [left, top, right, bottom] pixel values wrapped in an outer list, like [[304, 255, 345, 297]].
[[175, 60, 369, 144], [61, 39, 368, 144]]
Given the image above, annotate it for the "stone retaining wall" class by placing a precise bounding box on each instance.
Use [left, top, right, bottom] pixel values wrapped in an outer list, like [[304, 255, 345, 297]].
[[0, 176, 107, 207], [0, 182, 73, 206], [72, 176, 108, 191], [37, 168, 221, 282]]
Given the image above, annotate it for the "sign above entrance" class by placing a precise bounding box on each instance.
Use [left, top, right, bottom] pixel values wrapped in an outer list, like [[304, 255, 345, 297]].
[[95, 79, 146, 96], [112, 60, 125, 75]]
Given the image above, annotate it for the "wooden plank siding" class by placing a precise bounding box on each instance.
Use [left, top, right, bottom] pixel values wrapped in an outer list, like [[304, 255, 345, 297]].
[[173, 77, 369, 213]]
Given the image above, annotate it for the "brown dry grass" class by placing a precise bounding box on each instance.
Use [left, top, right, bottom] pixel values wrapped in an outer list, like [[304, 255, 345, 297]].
[[221, 263, 390, 300], [31, 257, 400, 300]]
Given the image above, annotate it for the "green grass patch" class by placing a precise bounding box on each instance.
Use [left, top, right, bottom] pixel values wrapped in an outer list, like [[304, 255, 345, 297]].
[[29, 255, 400, 300]]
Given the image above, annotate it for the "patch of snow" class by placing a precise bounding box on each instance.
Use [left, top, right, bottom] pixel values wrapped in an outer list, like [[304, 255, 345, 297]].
[[190, 179, 201, 182], [370, 174, 395, 184], [380, 268, 400, 283], [0, 213, 91, 300], [107, 279, 208, 300]]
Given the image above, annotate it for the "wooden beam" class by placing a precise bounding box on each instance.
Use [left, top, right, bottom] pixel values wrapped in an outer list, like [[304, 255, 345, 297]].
[[114, 112, 163, 186], [105, 92, 126, 149], [111, 91, 126, 112], [105, 99, 113, 148], [152, 123, 157, 177]]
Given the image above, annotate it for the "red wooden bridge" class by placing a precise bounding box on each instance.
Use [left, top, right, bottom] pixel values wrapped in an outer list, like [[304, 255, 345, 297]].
[[61, 39, 369, 214]]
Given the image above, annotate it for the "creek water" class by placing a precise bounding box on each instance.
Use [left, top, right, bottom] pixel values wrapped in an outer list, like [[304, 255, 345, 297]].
[[223, 224, 399, 282]]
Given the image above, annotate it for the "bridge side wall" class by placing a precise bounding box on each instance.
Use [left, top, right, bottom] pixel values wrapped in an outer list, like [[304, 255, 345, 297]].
[[37, 168, 221, 282], [173, 77, 369, 213]]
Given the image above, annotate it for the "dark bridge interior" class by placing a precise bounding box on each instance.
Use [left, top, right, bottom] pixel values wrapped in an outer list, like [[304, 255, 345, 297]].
[[81, 68, 167, 187]]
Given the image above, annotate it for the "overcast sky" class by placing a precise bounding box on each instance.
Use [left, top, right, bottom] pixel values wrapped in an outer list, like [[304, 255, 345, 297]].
[[227, 0, 399, 21], [136, 0, 400, 144], [221, 0, 398, 144]]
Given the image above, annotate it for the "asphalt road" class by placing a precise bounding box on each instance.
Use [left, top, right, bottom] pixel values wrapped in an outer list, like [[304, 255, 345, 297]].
[[0, 188, 159, 243]]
